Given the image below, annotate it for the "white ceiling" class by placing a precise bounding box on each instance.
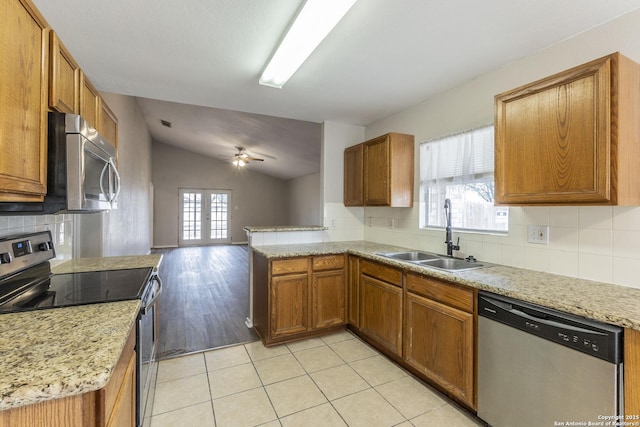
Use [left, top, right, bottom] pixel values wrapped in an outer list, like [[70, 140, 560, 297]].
[[33, 0, 640, 179]]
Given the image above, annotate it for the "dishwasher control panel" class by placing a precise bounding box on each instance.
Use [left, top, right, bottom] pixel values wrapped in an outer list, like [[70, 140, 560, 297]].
[[479, 292, 623, 363]]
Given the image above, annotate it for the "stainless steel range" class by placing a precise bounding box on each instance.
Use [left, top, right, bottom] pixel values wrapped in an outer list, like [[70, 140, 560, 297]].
[[0, 231, 161, 427]]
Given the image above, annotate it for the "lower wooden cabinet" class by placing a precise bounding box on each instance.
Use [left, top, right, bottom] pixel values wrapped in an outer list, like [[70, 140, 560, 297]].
[[358, 260, 403, 357], [404, 273, 475, 409], [347, 255, 360, 327], [253, 253, 346, 345], [0, 325, 136, 427], [625, 328, 640, 416], [271, 272, 309, 337]]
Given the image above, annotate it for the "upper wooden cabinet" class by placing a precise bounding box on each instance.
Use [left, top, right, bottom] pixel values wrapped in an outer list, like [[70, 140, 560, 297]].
[[344, 132, 415, 207], [344, 144, 364, 206], [495, 52, 640, 205], [50, 32, 118, 147], [99, 98, 118, 149], [49, 31, 79, 114], [0, 0, 50, 202], [80, 71, 100, 128]]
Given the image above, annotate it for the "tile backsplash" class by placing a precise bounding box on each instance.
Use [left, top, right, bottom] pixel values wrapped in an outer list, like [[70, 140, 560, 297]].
[[324, 202, 640, 290], [0, 214, 74, 267]]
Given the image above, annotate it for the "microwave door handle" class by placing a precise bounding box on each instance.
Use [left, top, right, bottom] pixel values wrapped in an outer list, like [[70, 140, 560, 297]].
[[99, 161, 110, 202], [110, 160, 121, 205]]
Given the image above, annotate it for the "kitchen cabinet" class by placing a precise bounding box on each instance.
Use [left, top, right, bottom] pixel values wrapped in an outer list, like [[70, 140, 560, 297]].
[[404, 272, 475, 409], [344, 144, 364, 206], [0, 324, 136, 427], [495, 52, 640, 205], [359, 259, 403, 356], [0, 0, 49, 202], [311, 255, 346, 329], [252, 253, 346, 345], [347, 255, 360, 327], [50, 31, 118, 147], [49, 31, 80, 114], [343, 132, 415, 207], [80, 71, 101, 128], [100, 98, 118, 149], [626, 328, 640, 416]]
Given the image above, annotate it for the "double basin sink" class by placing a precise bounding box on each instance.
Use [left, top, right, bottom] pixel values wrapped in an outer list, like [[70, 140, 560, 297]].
[[376, 251, 487, 272]]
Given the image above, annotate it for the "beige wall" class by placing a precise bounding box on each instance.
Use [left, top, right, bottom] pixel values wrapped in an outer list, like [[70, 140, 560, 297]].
[[288, 173, 321, 226], [152, 141, 289, 247], [76, 93, 154, 256], [323, 9, 640, 289]]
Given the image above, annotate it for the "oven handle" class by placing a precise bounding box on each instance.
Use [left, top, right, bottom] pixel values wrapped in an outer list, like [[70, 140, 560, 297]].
[[141, 274, 162, 315]]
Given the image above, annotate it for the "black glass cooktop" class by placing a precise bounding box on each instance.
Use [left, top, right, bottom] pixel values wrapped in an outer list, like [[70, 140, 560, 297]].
[[0, 266, 153, 313]]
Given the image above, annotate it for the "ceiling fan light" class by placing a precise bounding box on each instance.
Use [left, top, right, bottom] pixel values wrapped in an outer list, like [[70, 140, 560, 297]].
[[259, 0, 357, 88]]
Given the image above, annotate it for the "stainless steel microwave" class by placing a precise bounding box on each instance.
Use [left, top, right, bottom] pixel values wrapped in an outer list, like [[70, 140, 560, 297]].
[[0, 112, 120, 214]]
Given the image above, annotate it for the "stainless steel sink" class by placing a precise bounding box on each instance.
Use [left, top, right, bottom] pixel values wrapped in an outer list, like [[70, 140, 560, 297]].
[[376, 251, 486, 271], [414, 257, 484, 271], [377, 251, 440, 262]]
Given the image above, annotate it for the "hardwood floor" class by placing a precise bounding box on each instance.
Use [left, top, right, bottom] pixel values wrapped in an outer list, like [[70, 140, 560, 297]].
[[151, 245, 258, 360]]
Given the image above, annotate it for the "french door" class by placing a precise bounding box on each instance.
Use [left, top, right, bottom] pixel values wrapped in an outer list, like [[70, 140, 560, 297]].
[[179, 189, 232, 245]]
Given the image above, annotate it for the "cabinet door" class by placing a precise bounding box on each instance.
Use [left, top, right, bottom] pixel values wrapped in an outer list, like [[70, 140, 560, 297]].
[[359, 274, 402, 356], [495, 56, 611, 204], [80, 71, 100, 128], [100, 98, 118, 148], [270, 273, 309, 337], [49, 31, 79, 114], [347, 255, 360, 327], [312, 269, 345, 329], [0, 0, 49, 202], [106, 351, 136, 427], [344, 143, 364, 206], [404, 292, 474, 408], [363, 135, 390, 205]]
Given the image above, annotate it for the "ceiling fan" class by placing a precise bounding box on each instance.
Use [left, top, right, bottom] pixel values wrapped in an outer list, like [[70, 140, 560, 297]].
[[232, 146, 264, 167]]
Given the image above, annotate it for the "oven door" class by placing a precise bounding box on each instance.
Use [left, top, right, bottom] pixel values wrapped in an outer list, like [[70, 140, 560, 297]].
[[66, 133, 121, 211], [137, 274, 162, 427]]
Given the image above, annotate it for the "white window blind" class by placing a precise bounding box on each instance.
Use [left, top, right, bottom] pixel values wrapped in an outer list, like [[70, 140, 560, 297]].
[[420, 125, 508, 233]]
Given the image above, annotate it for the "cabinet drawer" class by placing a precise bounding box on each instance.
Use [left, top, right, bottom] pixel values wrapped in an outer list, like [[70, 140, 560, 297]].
[[312, 255, 345, 271], [361, 260, 402, 287], [271, 258, 308, 275], [406, 273, 473, 312]]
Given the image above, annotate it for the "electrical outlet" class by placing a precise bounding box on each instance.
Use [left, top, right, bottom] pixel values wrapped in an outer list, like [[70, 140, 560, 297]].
[[527, 225, 549, 244]]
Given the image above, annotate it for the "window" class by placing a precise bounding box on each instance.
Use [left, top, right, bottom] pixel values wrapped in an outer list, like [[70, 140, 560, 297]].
[[419, 125, 508, 233]]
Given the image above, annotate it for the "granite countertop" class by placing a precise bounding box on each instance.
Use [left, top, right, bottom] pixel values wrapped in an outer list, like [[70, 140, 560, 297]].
[[1, 254, 163, 411], [251, 241, 640, 331], [52, 254, 163, 274], [243, 225, 328, 232], [0, 300, 140, 410]]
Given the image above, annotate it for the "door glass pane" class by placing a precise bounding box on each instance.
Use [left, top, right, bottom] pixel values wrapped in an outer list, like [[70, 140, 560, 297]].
[[210, 193, 228, 239], [182, 192, 201, 240]]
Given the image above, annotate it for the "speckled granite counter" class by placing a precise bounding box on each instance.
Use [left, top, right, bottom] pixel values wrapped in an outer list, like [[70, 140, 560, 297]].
[[0, 300, 140, 410], [51, 254, 162, 274], [1, 254, 163, 411], [243, 225, 328, 232], [251, 241, 640, 331]]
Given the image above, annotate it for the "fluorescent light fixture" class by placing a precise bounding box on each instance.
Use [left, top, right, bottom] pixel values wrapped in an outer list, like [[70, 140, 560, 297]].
[[259, 0, 357, 88]]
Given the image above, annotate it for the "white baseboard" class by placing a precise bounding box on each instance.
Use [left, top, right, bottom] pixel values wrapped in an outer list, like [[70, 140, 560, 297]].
[[151, 245, 179, 249]]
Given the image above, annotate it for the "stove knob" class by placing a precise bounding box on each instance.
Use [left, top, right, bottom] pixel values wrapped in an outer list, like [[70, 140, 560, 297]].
[[0, 252, 11, 264], [38, 242, 51, 251]]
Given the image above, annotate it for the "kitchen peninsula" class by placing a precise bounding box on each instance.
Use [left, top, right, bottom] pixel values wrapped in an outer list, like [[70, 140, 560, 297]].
[[250, 239, 640, 413]]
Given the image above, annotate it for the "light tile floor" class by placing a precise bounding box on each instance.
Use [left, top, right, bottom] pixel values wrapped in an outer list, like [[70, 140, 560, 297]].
[[149, 330, 486, 427]]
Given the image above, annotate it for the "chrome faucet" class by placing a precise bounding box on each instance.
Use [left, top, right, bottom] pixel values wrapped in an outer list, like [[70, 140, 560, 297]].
[[444, 198, 460, 257]]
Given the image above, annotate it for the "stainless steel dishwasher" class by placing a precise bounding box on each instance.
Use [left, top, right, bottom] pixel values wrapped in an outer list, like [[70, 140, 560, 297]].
[[478, 291, 623, 427]]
